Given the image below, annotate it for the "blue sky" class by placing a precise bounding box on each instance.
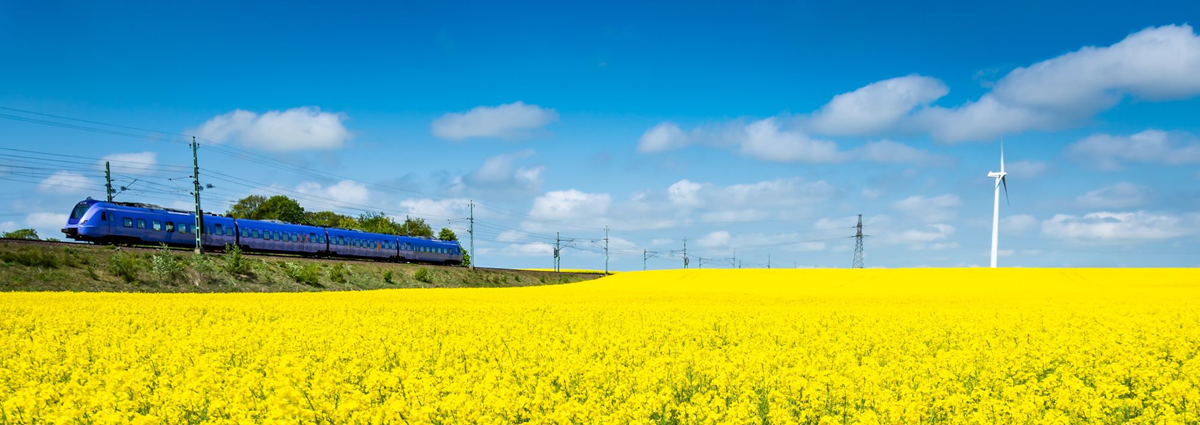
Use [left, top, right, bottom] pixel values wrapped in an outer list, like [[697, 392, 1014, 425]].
[[3, 1, 1200, 269]]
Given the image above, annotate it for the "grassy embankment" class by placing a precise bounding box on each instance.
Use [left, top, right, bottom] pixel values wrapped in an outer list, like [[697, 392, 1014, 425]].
[[0, 240, 600, 292]]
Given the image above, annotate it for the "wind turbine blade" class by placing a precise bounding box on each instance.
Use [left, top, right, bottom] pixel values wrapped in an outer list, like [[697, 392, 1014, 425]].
[[1001, 176, 1009, 206]]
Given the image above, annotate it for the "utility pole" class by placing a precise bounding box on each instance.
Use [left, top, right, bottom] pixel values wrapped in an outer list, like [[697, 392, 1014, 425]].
[[682, 238, 688, 269], [191, 137, 203, 255], [104, 161, 114, 202], [853, 214, 864, 269], [768, 254, 771, 269], [468, 201, 475, 270], [733, 250, 737, 269], [603, 226, 609, 275], [698, 257, 703, 269], [643, 249, 647, 271], [404, 215, 409, 236], [555, 232, 562, 272]]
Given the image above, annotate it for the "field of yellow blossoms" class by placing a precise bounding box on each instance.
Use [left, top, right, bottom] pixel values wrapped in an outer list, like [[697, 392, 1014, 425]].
[[2, 268, 1199, 423]]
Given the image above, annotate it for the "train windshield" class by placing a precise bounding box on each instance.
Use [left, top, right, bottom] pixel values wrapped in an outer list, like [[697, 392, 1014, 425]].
[[69, 202, 91, 220]]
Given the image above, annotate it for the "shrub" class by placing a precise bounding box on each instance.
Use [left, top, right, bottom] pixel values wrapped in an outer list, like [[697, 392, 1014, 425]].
[[108, 250, 140, 284], [192, 253, 215, 284], [282, 262, 321, 286], [0, 247, 60, 268], [328, 263, 349, 284], [222, 244, 251, 276], [150, 244, 183, 283], [414, 267, 432, 284], [383, 270, 394, 284]]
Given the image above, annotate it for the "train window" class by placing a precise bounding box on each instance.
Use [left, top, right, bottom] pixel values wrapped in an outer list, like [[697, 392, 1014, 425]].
[[180, 225, 189, 234], [226, 227, 234, 237], [100, 212, 107, 221], [137, 219, 146, 229], [241, 229, 248, 237], [165, 222, 175, 233], [272, 232, 279, 241], [123, 218, 133, 228], [152, 221, 162, 231], [214, 224, 223, 233], [309, 233, 316, 243]]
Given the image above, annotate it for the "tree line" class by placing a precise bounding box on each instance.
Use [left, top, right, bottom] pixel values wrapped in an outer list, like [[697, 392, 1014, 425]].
[[225, 195, 460, 242]]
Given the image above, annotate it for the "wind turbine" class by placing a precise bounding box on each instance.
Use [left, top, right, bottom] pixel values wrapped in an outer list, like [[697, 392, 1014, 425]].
[[987, 138, 1009, 268]]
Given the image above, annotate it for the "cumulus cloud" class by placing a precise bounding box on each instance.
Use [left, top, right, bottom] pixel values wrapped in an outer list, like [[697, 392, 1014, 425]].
[[637, 122, 689, 153], [881, 224, 957, 247], [892, 194, 960, 223], [25, 212, 68, 229], [1005, 160, 1049, 178], [917, 25, 1200, 142], [191, 107, 351, 151], [37, 171, 93, 194], [295, 180, 370, 205], [1066, 129, 1200, 170], [431, 101, 558, 141], [399, 198, 473, 219], [1042, 211, 1198, 242], [99, 152, 159, 175], [1003, 214, 1038, 233], [450, 150, 544, 196], [526, 189, 611, 225], [697, 231, 731, 248], [808, 74, 948, 136], [1076, 183, 1149, 209], [637, 118, 945, 165]]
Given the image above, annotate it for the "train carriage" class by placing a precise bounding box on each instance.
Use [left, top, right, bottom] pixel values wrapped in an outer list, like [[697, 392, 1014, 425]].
[[61, 198, 463, 266], [237, 219, 324, 255], [327, 228, 396, 260]]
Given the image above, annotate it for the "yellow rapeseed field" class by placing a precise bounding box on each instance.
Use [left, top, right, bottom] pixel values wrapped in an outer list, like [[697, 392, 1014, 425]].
[[2, 268, 1199, 423]]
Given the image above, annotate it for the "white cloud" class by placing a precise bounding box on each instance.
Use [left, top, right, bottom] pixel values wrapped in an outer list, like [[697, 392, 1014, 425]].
[[399, 198, 472, 219], [650, 238, 673, 247], [1003, 214, 1038, 233], [638, 117, 945, 165], [431, 101, 558, 141], [450, 150, 544, 196], [37, 171, 93, 194], [882, 224, 956, 247], [852, 139, 951, 166], [0, 221, 17, 232], [1042, 211, 1198, 242], [526, 189, 611, 225], [1066, 129, 1200, 170], [738, 118, 847, 163], [100, 152, 159, 175], [892, 194, 960, 223], [1005, 160, 1049, 178], [637, 122, 689, 153], [917, 25, 1200, 142], [1076, 182, 1149, 209], [808, 74, 948, 136], [697, 231, 731, 248], [25, 212, 68, 229], [295, 180, 370, 205], [191, 107, 351, 151]]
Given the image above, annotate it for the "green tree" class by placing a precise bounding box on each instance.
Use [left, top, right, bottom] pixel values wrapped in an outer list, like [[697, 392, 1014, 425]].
[[305, 211, 356, 228], [227, 195, 267, 219], [1, 228, 39, 240], [400, 217, 433, 238], [357, 212, 401, 235], [228, 195, 305, 223], [437, 228, 458, 241]]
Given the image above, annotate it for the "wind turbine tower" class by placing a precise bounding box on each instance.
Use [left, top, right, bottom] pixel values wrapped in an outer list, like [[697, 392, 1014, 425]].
[[987, 139, 1009, 268]]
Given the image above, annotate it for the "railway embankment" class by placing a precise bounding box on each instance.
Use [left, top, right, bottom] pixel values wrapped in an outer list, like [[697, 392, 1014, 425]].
[[0, 238, 603, 292]]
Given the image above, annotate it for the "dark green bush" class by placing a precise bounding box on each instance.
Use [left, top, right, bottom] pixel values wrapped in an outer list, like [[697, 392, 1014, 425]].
[[108, 250, 140, 283], [414, 267, 432, 284], [222, 244, 251, 276], [383, 270, 394, 284], [283, 262, 321, 286], [328, 263, 349, 284], [0, 247, 60, 268]]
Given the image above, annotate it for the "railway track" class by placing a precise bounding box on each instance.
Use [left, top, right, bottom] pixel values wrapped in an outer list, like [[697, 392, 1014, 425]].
[[0, 238, 606, 276]]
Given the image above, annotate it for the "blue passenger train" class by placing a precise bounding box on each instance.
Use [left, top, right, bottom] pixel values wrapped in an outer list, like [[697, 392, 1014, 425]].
[[61, 198, 465, 265]]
